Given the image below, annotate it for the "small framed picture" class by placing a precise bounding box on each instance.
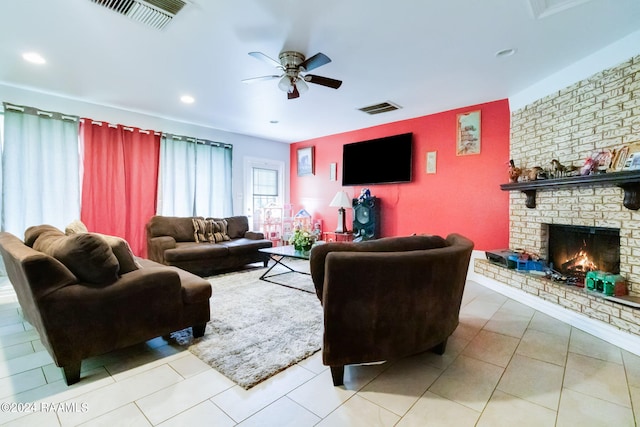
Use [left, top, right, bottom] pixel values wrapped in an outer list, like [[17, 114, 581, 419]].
[[426, 151, 437, 174], [297, 146, 315, 176], [610, 146, 629, 171], [456, 110, 481, 156], [622, 143, 640, 171]]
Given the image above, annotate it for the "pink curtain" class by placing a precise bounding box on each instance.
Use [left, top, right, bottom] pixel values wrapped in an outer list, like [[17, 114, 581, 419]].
[[80, 120, 160, 257]]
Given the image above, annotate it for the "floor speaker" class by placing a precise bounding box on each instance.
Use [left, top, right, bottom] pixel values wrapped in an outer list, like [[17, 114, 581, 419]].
[[352, 197, 380, 241]]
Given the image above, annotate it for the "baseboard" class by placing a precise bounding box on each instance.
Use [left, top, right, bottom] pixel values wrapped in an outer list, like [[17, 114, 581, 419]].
[[468, 250, 640, 357]]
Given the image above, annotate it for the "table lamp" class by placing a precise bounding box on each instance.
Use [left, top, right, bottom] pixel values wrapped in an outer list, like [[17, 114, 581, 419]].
[[329, 191, 352, 233]]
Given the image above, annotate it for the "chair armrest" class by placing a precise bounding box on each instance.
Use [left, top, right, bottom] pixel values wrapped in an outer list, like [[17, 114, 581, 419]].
[[309, 235, 448, 300], [40, 268, 183, 332], [21, 254, 79, 299], [37, 268, 184, 365], [244, 231, 265, 240], [147, 236, 176, 264], [44, 268, 182, 305]]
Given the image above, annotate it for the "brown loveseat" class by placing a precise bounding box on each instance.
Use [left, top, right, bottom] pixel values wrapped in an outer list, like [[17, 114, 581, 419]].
[[0, 226, 212, 385], [309, 233, 474, 385], [146, 215, 272, 277]]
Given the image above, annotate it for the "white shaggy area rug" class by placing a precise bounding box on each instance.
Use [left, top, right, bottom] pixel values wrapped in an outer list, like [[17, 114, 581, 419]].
[[172, 261, 323, 389]]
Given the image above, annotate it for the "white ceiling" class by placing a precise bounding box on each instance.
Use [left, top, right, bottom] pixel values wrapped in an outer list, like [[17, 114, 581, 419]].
[[1, 0, 640, 143]]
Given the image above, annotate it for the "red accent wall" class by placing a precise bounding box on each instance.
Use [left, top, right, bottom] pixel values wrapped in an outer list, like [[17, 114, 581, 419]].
[[290, 99, 510, 250]]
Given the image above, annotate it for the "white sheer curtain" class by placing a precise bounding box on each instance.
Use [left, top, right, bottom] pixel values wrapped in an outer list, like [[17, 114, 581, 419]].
[[1, 104, 80, 237], [194, 141, 233, 217], [157, 134, 232, 217], [157, 134, 196, 216]]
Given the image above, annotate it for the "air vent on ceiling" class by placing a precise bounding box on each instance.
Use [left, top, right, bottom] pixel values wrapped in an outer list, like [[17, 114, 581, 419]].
[[528, 0, 593, 19], [358, 101, 402, 115], [89, 0, 186, 30]]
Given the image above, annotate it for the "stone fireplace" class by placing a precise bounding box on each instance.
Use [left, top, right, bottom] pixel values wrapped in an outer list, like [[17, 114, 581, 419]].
[[475, 54, 640, 339]]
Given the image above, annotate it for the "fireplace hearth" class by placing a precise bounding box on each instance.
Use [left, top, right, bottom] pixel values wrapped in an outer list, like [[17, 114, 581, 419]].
[[546, 224, 620, 284]]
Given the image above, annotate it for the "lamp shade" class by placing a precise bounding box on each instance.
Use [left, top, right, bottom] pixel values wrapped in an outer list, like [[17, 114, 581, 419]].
[[296, 78, 309, 93], [329, 191, 351, 208], [278, 76, 293, 92], [329, 191, 351, 233]]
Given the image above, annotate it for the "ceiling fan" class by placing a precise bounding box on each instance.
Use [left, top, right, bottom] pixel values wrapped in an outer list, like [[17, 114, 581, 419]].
[[242, 51, 342, 99]]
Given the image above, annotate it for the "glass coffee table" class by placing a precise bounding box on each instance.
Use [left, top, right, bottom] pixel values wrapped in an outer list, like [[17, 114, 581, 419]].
[[259, 245, 313, 292]]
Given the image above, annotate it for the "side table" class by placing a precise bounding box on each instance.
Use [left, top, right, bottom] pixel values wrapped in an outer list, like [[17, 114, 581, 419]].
[[322, 231, 354, 242]]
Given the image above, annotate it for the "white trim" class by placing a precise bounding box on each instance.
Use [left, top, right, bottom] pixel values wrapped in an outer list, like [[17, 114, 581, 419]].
[[469, 250, 640, 357]]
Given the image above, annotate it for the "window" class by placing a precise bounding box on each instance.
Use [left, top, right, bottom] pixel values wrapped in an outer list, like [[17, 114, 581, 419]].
[[244, 158, 284, 231], [253, 167, 278, 211]]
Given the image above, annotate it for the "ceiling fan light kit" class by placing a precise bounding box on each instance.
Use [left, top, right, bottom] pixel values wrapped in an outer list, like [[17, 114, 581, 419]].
[[243, 50, 342, 99]]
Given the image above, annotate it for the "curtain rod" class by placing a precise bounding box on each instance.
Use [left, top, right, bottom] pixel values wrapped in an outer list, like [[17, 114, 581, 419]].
[[163, 132, 232, 149], [83, 119, 161, 135], [3, 102, 79, 122], [3, 103, 230, 145]]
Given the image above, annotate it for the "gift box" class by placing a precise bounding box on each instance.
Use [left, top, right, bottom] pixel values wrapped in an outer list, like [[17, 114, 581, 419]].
[[603, 274, 627, 296]]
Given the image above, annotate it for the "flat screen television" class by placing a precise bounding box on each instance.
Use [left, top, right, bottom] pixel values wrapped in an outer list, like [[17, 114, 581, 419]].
[[342, 133, 413, 186]]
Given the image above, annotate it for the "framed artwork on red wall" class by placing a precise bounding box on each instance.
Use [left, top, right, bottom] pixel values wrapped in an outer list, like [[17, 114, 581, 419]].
[[456, 110, 481, 156], [297, 146, 315, 176]]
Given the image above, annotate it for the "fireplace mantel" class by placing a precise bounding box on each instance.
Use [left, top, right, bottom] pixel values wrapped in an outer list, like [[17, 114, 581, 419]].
[[500, 170, 640, 210]]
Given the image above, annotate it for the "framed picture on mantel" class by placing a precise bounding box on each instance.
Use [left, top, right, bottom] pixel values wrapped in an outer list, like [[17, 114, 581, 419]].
[[456, 110, 481, 156]]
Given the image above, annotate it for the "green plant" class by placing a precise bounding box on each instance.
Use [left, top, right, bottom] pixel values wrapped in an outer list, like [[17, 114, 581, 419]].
[[289, 229, 316, 250]]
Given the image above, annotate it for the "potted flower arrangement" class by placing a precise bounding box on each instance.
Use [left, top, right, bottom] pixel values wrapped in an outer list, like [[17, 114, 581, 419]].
[[289, 228, 316, 252]]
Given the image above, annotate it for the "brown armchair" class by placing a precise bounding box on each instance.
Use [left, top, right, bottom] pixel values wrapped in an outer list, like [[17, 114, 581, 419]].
[[309, 233, 474, 386]]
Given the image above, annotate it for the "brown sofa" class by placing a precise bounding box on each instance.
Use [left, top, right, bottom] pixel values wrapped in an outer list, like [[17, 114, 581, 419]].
[[0, 227, 212, 385], [146, 215, 273, 277], [309, 233, 474, 385]]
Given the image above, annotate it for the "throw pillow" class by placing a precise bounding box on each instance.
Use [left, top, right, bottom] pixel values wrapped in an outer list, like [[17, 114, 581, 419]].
[[33, 230, 119, 285], [208, 219, 231, 243], [64, 219, 89, 235], [192, 218, 213, 243]]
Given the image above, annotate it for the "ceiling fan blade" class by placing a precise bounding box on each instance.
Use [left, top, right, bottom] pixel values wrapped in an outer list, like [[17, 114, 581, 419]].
[[288, 85, 300, 99], [248, 52, 282, 69], [241, 75, 281, 83], [300, 52, 331, 71], [305, 74, 342, 89]]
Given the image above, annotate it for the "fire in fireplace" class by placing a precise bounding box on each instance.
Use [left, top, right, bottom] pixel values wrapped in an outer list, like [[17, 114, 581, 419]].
[[546, 224, 620, 283]]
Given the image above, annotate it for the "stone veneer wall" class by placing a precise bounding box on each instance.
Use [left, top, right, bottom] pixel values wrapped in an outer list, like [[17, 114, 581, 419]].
[[475, 54, 640, 338]]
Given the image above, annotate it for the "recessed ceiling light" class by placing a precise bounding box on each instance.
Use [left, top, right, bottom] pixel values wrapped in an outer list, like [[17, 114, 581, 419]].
[[22, 52, 46, 65], [496, 48, 517, 58], [180, 95, 195, 104]]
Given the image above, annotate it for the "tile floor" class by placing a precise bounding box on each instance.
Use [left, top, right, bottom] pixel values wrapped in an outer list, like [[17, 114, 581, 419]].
[[1, 274, 639, 426]]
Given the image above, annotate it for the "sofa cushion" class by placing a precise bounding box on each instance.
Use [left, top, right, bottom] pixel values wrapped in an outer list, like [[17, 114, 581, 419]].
[[24, 224, 61, 247], [96, 234, 139, 274], [64, 220, 139, 274], [164, 242, 230, 262], [222, 216, 249, 239], [32, 228, 119, 285], [147, 216, 200, 242], [220, 238, 273, 256]]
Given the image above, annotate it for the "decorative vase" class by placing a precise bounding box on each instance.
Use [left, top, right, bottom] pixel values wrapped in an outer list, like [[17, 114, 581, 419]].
[[302, 243, 313, 252]]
